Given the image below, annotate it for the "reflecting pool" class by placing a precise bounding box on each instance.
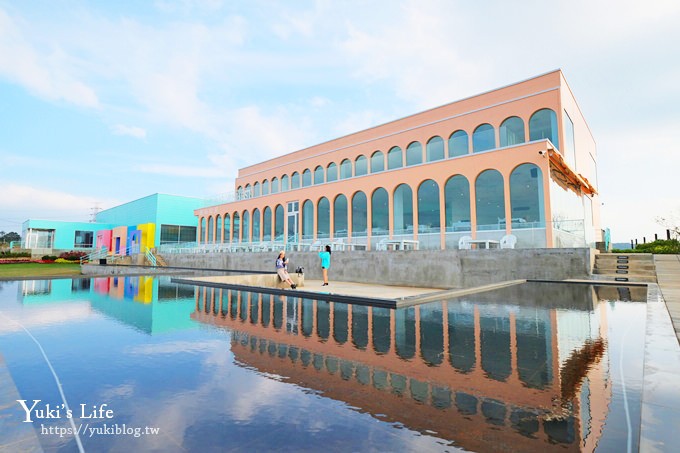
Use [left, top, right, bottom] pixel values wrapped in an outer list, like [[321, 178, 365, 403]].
[[0, 277, 647, 452]]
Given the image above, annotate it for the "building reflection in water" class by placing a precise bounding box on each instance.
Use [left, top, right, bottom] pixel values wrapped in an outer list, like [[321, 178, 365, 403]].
[[192, 283, 643, 452], [20, 276, 198, 335]]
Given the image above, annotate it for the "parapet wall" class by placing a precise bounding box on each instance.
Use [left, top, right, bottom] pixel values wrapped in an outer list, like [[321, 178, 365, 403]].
[[160, 248, 593, 289]]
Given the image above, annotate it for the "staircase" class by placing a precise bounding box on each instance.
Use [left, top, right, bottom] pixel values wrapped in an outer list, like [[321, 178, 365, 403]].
[[593, 253, 657, 283], [144, 247, 166, 267]]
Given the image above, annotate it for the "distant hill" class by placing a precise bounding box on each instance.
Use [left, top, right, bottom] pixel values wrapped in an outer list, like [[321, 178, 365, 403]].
[[612, 242, 632, 250]]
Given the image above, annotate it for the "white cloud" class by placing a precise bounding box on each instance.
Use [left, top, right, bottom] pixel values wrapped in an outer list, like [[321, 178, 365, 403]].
[[0, 184, 120, 214], [0, 9, 99, 108], [132, 163, 227, 178], [111, 124, 147, 139]]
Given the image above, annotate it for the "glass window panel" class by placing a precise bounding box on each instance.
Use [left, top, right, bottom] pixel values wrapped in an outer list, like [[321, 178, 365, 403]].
[[262, 180, 269, 195], [387, 146, 402, 170], [510, 163, 544, 228], [326, 163, 338, 182], [215, 215, 222, 242], [370, 151, 384, 173], [271, 177, 279, 194], [232, 212, 241, 243], [500, 116, 526, 147], [340, 159, 352, 179], [563, 110, 576, 169], [242, 211, 250, 242], [223, 215, 231, 243], [395, 307, 416, 359], [334, 195, 348, 238], [473, 123, 495, 152], [253, 182, 260, 197], [201, 218, 206, 242], [355, 155, 367, 176], [371, 188, 389, 236], [449, 130, 469, 157], [417, 179, 440, 232], [406, 141, 422, 166], [393, 184, 413, 235], [314, 166, 324, 185], [317, 197, 330, 239], [475, 169, 505, 230], [530, 108, 560, 149], [302, 169, 312, 187], [252, 209, 261, 241], [207, 216, 214, 243], [352, 191, 367, 236], [262, 208, 271, 241], [291, 172, 300, 189], [445, 175, 471, 232], [281, 175, 289, 192], [274, 205, 284, 241], [426, 136, 445, 162], [302, 200, 314, 240]]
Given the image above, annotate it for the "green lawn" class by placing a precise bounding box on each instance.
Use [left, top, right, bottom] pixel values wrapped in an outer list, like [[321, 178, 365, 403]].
[[0, 262, 82, 278]]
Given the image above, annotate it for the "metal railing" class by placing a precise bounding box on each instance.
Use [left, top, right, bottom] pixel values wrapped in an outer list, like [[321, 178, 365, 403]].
[[145, 247, 158, 267]]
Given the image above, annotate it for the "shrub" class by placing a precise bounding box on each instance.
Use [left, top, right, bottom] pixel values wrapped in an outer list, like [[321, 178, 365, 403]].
[[42, 255, 58, 261], [613, 239, 680, 254], [58, 251, 88, 261], [0, 251, 31, 258], [55, 258, 80, 264]]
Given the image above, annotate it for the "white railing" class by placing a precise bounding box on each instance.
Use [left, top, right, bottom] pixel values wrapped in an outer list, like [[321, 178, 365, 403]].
[[145, 247, 158, 266]]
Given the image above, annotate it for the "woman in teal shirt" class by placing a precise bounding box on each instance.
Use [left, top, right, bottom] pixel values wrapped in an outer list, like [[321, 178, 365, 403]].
[[319, 245, 331, 286]]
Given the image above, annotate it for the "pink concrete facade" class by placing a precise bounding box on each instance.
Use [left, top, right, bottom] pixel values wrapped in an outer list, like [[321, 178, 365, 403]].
[[196, 70, 600, 249]]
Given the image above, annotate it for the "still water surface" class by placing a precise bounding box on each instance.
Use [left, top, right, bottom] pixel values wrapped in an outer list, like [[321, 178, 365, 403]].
[[0, 277, 647, 452]]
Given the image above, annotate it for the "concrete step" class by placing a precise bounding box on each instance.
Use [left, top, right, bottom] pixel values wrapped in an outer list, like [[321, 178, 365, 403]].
[[591, 274, 658, 283], [594, 262, 656, 271]]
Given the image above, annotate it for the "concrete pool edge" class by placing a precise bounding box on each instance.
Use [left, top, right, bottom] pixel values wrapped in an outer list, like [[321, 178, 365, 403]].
[[639, 283, 680, 452]]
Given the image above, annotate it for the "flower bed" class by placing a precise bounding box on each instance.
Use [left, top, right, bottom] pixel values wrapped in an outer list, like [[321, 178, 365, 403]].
[[0, 258, 33, 264]]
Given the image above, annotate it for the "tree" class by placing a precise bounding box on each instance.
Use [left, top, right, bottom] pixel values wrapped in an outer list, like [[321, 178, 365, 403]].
[[656, 208, 680, 239], [0, 231, 21, 243]]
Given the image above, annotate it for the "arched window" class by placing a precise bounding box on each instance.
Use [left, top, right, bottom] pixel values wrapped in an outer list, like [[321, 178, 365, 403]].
[[500, 116, 526, 147], [510, 163, 544, 228], [207, 216, 214, 243], [395, 308, 416, 359], [448, 130, 468, 157], [370, 151, 384, 173], [418, 179, 440, 232], [420, 306, 444, 366], [393, 184, 413, 235], [271, 177, 279, 194], [473, 124, 495, 152], [352, 191, 368, 236], [302, 200, 314, 240], [262, 179, 269, 195], [236, 186, 243, 200], [371, 188, 389, 236], [253, 182, 260, 197], [200, 217, 206, 243], [334, 195, 348, 238], [475, 170, 505, 230], [262, 207, 272, 241], [224, 213, 231, 243], [388, 146, 403, 170], [529, 108, 559, 148], [445, 175, 471, 232], [291, 172, 300, 189], [317, 197, 330, 239], [327, 163, 338, 182], [216, 215, 222, 242], [355, 155, 368, 176], [242, 210, 250, 243], [302, 169, 312, 187], [281, 175, 289, 192], [340, 159, 352, 179], [314, 166, 324, 185], [426, 136, 445, 162], [252, 209, 261, 242], [274, 205, 284, 241], [244, 184, 251, 199], [233, 212, 241, 243], [406, 141, 422, 166]]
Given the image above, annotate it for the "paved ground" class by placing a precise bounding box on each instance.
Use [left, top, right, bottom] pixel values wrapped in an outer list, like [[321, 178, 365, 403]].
[[297, 279, 442, 300], [654, 254, 680, 342]]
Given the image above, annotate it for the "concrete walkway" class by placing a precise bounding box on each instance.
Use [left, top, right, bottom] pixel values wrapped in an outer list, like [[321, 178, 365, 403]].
[[654, 254, 680, 342]]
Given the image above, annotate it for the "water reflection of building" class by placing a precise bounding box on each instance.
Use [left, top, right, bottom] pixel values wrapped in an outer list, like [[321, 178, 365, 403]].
[[192, 284, 613, 452], [20, 277, 198, 335]]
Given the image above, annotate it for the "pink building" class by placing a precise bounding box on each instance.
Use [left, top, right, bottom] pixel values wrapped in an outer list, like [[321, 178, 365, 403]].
[[196, 70, 599, 250]]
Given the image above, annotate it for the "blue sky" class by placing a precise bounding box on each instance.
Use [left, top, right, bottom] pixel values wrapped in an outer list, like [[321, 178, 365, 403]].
[[1, 0, 678, 242]]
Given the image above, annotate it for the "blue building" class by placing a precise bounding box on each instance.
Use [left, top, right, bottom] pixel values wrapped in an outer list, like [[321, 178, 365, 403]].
[[22, 193, 204, 255]]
